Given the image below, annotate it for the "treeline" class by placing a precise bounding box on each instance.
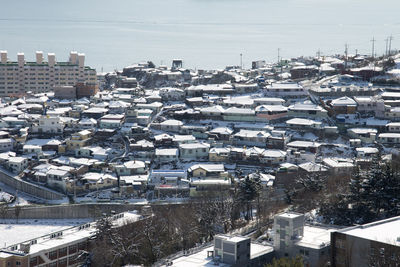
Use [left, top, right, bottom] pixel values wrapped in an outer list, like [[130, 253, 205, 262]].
[[90, 174, 284, 266], [319, 159, 400, 225]]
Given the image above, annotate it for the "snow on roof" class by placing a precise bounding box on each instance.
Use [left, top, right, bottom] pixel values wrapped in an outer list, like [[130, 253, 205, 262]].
[[386, 122, 400, 127], [224, 107, 255, 115], [298, 162, 328, 172], [209, 147, 231, 154], [323, 157, 354, 168], [223, 96, 254, 106], [79, 118, 97, 124], [276, 212, 304, 219], [253, 97, 285, 103], [261, 149, 286, 158], [356, 147, 379, 154], [173, 135, 196, 141], [234, 129, 270, 138], [255, 105, 287, 112], [26, 139, 61, 146], [47, 169, 69, 177], [160, 119, 183, 126], [289, 101, 326, 112], [123, 160, 145, 169], [135, 139, 154, 147], [209, 127, 233, 135], [8, 157, 26, 163], [331, 96, 357, 106], [179, 142, 210, 149], [188, 164, 225, 173], [348, 128, 377, 134], [286, 118, 321, 126], [342, 216, 400, 245], [295, 225, 337, 249], [155, 148, 178, 156], [287, 140, 320, 148], [266, 83, 303, 90], [379, 133, 400, 138]]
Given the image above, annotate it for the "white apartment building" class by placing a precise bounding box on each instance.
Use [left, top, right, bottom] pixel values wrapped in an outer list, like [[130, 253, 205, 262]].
[[31, 115, 65, 134], [0, 51, 96, 96]]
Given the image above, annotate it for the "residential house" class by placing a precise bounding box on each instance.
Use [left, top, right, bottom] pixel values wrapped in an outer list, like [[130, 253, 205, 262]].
[[264, 83, 308, 99], [208, 127, 233, 141], [155, 148, 179, 163], [114, 160, 146, 176], [7, 156, 28, 173], [188, 163, 227, 178], [223, 107, 256, 122], [0, 138, 13, 152], [255, 105, 288, 121], [179, 142, 210, 160], [47, 169, 71, 193], [66, 130, 92, 151], [329, 96, 357, 114], [378, 133, 400, 144], [286, 118, 322, 130], [209, 147, 231, 162], [323, 157, 354, 174], [31, 116, 65, 134], [159, 119, 184, 133], [288, 101, 328, 118], [347, 128, 377, 143], [233, 130, 270, 147], [260, 150, 287, 165]]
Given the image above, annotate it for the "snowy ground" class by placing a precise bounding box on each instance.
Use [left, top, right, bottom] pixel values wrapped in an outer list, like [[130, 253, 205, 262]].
[[0, 218, 92, 248], [0, 191, 13, 203]]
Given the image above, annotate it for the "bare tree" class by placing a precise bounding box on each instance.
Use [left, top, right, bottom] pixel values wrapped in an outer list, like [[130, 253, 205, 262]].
[[0, 204, 8, 221], [14, 205, 21, 224]]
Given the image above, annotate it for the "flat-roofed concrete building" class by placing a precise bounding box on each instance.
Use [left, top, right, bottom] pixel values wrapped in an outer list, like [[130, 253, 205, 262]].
[[331, 216, 400, 267], [273, 212, 338, 267], [0, 212, 140, 267], [0, 51, 96, 96]]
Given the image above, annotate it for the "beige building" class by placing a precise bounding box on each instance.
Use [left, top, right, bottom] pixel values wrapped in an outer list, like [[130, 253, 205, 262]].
[[0, 51, 96, 96]]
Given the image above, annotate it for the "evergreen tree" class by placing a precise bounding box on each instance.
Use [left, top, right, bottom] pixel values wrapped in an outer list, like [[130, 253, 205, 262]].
[[238, 174, 262, 221], [319, 158, 400, 225], [265, 255, 304, 267]]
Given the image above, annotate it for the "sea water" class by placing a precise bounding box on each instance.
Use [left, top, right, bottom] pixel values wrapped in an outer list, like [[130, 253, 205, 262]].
[[0, 0, 399, 71]]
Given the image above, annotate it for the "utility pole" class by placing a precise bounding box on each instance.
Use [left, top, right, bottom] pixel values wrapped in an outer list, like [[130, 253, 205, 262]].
[[277, 48, 280, 64], [316, 49, 321, 59], [385, 37, 389, 57], [371, 37, 376, 59], [389, 35, 394, 56], [344, 43, 349, 70]]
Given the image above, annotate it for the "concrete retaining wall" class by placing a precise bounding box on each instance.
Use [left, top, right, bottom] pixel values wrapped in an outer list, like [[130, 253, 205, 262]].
[[1, 203, 144, 220], [0, 169, 64, 200]]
